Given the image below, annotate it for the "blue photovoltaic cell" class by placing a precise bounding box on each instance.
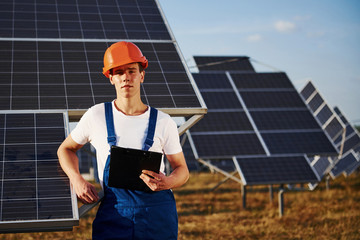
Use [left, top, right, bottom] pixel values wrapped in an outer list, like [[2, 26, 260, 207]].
[[324, 117, 344, 140], [312, 156, 332, 178], [261, 132, 337, 155], [180, 134, 200, 172], [200, 91, 242, 110], [192, 73, 232, 90], [251, 110, 320, 130], [307, 93, 324, 112], [342, 134, 360, 154], [189, 111, 253, 132], [239, 91, 306, 109], [194, 56, 255, 72], [236, 155, 319, 185], [190, 133, 266, 158], [231, 72, 294, 89], [330, 151, 359, 178], [300, 81, 316, 101], [315, 105, 333, 125]]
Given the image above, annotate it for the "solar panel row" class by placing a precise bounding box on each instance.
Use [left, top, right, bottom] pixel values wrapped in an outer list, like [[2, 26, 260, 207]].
[[300, 80, 360, 179], [300, 81, 360, 156]]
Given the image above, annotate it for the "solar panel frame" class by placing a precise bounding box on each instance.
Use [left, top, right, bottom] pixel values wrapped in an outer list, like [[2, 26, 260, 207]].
[[0, 110, 79, 233]]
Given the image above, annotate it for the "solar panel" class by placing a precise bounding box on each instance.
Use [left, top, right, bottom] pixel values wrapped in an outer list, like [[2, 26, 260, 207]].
[[187, 63, 339, 189], [0, 0, 206, 118], [261, 131, 337, 155], [0, 111, 78, 233], [343, 155, 360, 177], [311, 156, 333, 179], [333, 106, 360, 154], [300, 81, 360, 155], [190, 72, 337, 159], [307, 92, 324, 112], [299, 80, 316, 100], [234, 155, 320, 185], [193, 56, 255, 72], [315, 105, 333, 125], [308, 156, 334, 190], [330, 150, 360, 178], [0, 40, 203, 113], [180, 134, 201, 172]]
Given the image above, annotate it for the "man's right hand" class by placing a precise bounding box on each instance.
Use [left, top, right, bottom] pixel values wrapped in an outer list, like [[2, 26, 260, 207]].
[[73, 175, 99, 204]]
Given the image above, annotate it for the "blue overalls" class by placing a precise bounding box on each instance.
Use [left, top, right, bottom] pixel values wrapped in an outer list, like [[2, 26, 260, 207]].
[[92, 102, 178, 240]]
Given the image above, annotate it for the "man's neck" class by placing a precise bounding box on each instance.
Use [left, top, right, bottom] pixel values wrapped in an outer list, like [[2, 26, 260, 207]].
[[114, 98, 148, 116]]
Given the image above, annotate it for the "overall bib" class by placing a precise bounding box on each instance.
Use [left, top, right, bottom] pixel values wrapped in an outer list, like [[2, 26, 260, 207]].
[[92, 102, 178, 240]]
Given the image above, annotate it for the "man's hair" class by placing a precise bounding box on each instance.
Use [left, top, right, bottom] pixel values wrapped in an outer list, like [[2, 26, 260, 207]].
[[110, 62, 144, 76]]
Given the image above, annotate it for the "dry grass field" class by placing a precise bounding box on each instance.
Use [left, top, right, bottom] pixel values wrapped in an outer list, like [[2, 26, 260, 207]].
[[2, 171, 360, 240]]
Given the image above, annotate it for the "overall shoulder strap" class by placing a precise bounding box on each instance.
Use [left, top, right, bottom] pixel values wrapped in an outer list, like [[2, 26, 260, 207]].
[[143, 107, 158, 151], [104, 102, 116, 147]]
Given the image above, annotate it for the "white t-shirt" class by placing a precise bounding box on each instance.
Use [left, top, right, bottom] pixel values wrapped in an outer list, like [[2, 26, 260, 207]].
[[71, 101, 182, 187]]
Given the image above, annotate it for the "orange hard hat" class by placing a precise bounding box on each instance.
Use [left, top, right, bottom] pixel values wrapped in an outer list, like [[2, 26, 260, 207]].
[[102, 41, 148, 78]]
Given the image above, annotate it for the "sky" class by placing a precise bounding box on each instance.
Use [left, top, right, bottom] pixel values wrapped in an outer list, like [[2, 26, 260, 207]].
[[158, 0, 360, 125]]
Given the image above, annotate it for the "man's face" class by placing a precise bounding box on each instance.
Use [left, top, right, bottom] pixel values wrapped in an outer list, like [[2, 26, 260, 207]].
[[109, 63, 145, 99]]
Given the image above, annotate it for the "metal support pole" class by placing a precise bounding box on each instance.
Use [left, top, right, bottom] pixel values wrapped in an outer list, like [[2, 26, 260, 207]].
[[242, 184, 247, 209], [278, 185, 284, 217], [269, 185, 273, 203], [210, 170, 238, 191], [326, 175, 330, 190]]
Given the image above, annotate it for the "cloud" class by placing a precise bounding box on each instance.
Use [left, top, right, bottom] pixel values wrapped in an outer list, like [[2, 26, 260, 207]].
[[246, 34, 262, 42], [274, 20, 296, 33]]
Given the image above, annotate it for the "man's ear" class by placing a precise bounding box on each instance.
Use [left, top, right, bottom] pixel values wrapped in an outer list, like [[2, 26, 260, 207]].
[[140, 70, 145, 83], [109, 74, 115, 85]]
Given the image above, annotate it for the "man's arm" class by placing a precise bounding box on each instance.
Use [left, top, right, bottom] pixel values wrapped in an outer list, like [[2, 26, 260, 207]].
[[57, 135, 99, 204], [140, 151, 189, 191]]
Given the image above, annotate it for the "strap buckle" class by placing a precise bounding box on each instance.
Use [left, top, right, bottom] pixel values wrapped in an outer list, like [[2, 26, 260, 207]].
[[143, 138, 154, 151]]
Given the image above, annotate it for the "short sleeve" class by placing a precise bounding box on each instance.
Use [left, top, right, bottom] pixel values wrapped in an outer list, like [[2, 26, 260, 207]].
[[70, 108, 93, 145], [162, 118, 182, 155]]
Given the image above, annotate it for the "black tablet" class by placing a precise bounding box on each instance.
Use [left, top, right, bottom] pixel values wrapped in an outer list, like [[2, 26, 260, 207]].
[[108, 145, 163, 192]]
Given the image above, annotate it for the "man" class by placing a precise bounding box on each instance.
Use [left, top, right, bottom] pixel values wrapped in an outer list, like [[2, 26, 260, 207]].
[[58, 41, 189, 239]]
